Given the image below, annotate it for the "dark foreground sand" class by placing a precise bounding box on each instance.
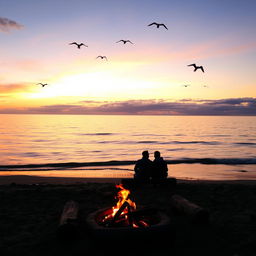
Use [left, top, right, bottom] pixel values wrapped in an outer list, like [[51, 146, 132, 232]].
[[0, 175, 256, 256]]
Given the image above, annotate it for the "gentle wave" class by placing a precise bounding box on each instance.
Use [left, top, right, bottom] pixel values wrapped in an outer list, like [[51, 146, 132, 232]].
[[127, 140, 222, 145], [77, 133, 115, 136], [235, 142, 256, 146], [1, 157, 256, 171], [170, 158, 256, 165], [137, 141, 158, 144], [75, 140, 222, 145], [131, 140, 220, 145], [170, 140, 220, 145], [118, 140, 254, 146]]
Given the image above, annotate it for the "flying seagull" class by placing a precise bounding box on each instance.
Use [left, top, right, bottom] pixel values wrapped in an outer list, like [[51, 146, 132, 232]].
[[182, 84, 190, 87], [187, 63, 205, 73], [116, 40, 133, 44], [37, 83, 48, 87], [69, 42, 88, 49], [96, 55, 108, 60], [148, 22, 168, 30]]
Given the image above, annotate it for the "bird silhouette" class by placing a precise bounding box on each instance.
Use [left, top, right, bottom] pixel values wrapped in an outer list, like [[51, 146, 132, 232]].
[[96, 56, 108, 60], [37, 83, 48, 87], [116, 40, 133, 44], [182, 84, 190, 87], [187, 64, 205, 73], [69, 42, 88, 49], [148, 22, 168, 30], [203, 85, 209, 88]]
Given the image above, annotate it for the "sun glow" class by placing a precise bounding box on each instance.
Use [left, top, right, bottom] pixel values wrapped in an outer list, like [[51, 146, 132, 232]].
[[27, 71, 156, 100]]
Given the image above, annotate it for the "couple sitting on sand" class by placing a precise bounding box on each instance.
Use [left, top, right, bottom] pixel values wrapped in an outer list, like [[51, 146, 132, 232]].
[[134, 150, 168, 184]]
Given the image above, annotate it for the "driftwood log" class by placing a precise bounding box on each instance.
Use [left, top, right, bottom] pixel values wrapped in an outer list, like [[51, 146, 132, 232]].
[[170, 194, 209, 224], [57, 200, 80, 240]]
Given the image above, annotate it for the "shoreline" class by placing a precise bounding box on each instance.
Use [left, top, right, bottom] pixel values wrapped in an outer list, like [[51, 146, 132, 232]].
[[1, 174, 256, 185], [0, 163, 256, 182]]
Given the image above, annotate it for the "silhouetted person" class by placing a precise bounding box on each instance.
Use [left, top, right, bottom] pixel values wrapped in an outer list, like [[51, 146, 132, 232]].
[[152, 151, 168, 184], [134, 151, 152, 183]]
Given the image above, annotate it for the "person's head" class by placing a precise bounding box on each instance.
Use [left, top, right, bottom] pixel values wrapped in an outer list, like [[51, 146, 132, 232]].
[[142, 150, 149, 159], [154, 151, 161, 158]]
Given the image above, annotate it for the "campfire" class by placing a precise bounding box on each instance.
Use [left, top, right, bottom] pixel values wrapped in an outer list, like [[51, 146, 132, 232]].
[[85, 183, 173, 245], [95, 184, 159, 228]]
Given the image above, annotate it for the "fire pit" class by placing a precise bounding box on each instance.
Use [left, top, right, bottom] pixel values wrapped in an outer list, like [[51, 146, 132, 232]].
[[86, 184, 173, 241]]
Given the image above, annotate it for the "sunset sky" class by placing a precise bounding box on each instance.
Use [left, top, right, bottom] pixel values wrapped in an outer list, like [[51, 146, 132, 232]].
[[1, 0, 256, 115]]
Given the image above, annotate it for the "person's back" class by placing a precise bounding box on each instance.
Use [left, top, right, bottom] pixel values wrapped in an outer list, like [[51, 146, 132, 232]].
[[134, 151, 152, 183], [152, 151, 168, 183]]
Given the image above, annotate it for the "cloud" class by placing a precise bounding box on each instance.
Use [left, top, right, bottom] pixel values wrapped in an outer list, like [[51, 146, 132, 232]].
[[0, 17, 24, 32], [92, 98, 256, 115], [0, 98, 255, 115], [168, 39, 256, 62], [0, 83, 33, 93]]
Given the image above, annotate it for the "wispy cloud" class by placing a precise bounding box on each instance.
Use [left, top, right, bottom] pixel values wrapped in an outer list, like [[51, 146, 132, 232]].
[[0, 83, 32, 93], [0, 17, 24, 32], [0, 98, 255, 115], [168, 39, 256, 62]]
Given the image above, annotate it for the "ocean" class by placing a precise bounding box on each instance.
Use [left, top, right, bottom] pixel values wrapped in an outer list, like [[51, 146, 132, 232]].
[[0, 114, 256, 180]]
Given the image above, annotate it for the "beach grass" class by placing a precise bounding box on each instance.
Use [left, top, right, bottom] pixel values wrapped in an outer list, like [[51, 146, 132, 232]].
[[0, 177, 256, 256]]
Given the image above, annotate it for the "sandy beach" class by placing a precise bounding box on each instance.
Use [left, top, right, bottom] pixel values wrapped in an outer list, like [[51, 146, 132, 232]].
[[0, 175, 123, 185], [1, 174, 256, 185], [1, 175, 256, 256]]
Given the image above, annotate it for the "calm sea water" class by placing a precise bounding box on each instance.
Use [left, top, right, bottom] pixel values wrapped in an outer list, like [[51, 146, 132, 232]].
[[0, 114, 256, 180]]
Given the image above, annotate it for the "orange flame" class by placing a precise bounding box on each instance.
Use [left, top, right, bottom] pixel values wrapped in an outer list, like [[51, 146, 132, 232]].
[[101, 184, 151, 228], [112, 184, 136, 217]]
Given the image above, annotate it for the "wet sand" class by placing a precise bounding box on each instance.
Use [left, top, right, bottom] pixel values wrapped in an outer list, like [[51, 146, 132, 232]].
[[1, 174, 256, 185]]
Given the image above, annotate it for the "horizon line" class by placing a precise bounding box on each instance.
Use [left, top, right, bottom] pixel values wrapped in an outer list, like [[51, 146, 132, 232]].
[[0, 113, 256, 116]]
